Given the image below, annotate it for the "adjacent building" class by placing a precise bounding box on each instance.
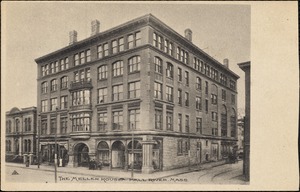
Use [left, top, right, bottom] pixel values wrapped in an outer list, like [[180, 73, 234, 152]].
[[35, 14, 239, 173], [238, 61, 250, 181], [5, 107, 37, 164]]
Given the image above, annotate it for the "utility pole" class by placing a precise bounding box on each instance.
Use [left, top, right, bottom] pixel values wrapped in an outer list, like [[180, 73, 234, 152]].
[[131, 123, 134, 178], [37, 114, 40, 168]]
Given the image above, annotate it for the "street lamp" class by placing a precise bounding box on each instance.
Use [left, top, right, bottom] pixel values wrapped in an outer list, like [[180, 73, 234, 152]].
[[54, 107, 58, 183], [131, 123, 134, 178]]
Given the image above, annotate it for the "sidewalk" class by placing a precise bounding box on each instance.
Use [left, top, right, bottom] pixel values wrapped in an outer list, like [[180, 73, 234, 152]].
[[5, 160, 228, 180]]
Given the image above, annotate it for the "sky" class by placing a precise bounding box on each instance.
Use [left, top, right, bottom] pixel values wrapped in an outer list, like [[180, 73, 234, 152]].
[[2, 2, 250, 116]]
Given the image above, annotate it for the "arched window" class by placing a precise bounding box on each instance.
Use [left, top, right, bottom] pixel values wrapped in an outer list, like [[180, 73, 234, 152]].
[[8, 120, 11, 133], [50, 79, 57, 92], [61, 76, 68, 89], [41, 81, 48, 94], [166, 62, 173, 78], [28, 118, 31, 131], [28, 140, 31, 152], [112, 61, 123, 77], [98, 65, 108, 80], [25, 118, 28, 132], [24, 140, 28, 152], [128, 56, 140, 73], [154, 57, 162, 74]]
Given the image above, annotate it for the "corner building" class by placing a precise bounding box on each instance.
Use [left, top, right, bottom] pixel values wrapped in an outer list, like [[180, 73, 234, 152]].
[[35, 14, 239, 173]]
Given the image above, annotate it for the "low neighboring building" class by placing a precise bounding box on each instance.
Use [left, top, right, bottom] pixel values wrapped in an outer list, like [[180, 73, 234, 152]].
[[5, 107, 37, 164]]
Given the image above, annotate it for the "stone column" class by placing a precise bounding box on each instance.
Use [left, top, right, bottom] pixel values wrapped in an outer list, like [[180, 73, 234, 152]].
[[19, 138, 22, 156], [141, 138, 155, 174], [124, 140, 128, 171], [108, 141, 112, 170]]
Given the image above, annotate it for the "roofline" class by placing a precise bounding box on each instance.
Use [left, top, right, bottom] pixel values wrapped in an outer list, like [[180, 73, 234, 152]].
[[35, 13, 239, 79], [238, 61, 251, 70]]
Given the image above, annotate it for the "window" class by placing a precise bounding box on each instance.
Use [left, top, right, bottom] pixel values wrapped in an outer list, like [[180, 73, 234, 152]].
[[196, 97, 202, 110], [80, 51, 85, 64], [60, 117, 67, 134], [164, 39, 173, 56], [196, 118, 202, 134], [231, 113, 236, 137], [231, 94, 236, 104], [45, 64, 49, 75], [71, 90, 91, 106], [185, 115, 189, 133], [98, 87, 107, 103], [176, 47, 180, 60], [50, 62, 54, 73], [194, 58, 200, 71], [178, 67, 182, 82], [41, 119, 47, 135], [112, 84, 123, 101], [50, 98, 57, 111], [98, 112, 108, 132], [166, 112, 173, 131], [222, 89, 226, 101], [60, 57, 69, 70], [97, 45, 103, 59], [166, 63, 173, 78], [119, 38, 124, 52], [196, 77, 201, 90], [7, 120, 11, 133], [212, 112, 218, 121], [205, 81, 208, 94], [50, 79, 57, 92], [153, 32, 158, 47], [166, 86, 173, 102], [221, 112, 227, 137], [112, 61, 123, 76], [103, 43, 109, 57], [61, 76, 68, 89], [50, 118, 57, 134], [72, 113, 90, 132], [211, 94, 217, 105], [177, 140, 183, 155], [86, 49, 91, 62], [178, 89, 182, 105], [128, 81, 140, 99], [41, 100, 48, 112], [128, 34, 134, 49], [184, 71, 189, 86], [128, 56, 140, 73], [135, 31, 141, 46], [55, 61, 59, 72], [178, 114, 182, 132], [74, 71, 79, 82], [158, 35, 162, 50], [42, 66, 45, 76], [154, 57, 162, 74], [184, 52, 189, 64], [185, 92, 189, 106], [205, 99, 208, 113], [41, 82, 48, 94], [155, 110, 163, 130], [15, 119, 20, 132], [154, 82, 162, 99], [220, 73, 228, 86], [129, 109, 140, 130], [98, 65, 108, 80], [112, 40, 118, 54], [112, 111, 123, 130], [60, 96, 68, 110], [230, 80, 236, 90], [74, 53, 79, 66]]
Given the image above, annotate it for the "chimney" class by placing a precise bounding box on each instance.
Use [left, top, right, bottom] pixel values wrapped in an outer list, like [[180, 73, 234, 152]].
[[91, 20, 100, 36], [223, 58, 229, 68], [69, 30, 77, 45], [184, 28, 193, 42]]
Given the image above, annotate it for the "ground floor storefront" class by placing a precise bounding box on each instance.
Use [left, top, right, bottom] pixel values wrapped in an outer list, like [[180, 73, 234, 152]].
[[38, 134, 236, 174]]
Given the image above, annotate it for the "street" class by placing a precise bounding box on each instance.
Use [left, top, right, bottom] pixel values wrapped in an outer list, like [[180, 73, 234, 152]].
[[165, 160, 247, 184], [4, 161, 247, 184]]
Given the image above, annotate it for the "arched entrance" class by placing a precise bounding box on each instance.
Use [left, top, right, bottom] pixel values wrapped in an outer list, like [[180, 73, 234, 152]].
[[111, 141, 125, 168], [74, 143, 89, 167], [127, 140, 142, 170], [97, 141, 109, 167]]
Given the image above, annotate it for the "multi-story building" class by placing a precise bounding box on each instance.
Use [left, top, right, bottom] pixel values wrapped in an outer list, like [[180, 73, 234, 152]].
[[238, 61, 250, 181], [35, 14, 239, 173], [5, 107, 37, 164]]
